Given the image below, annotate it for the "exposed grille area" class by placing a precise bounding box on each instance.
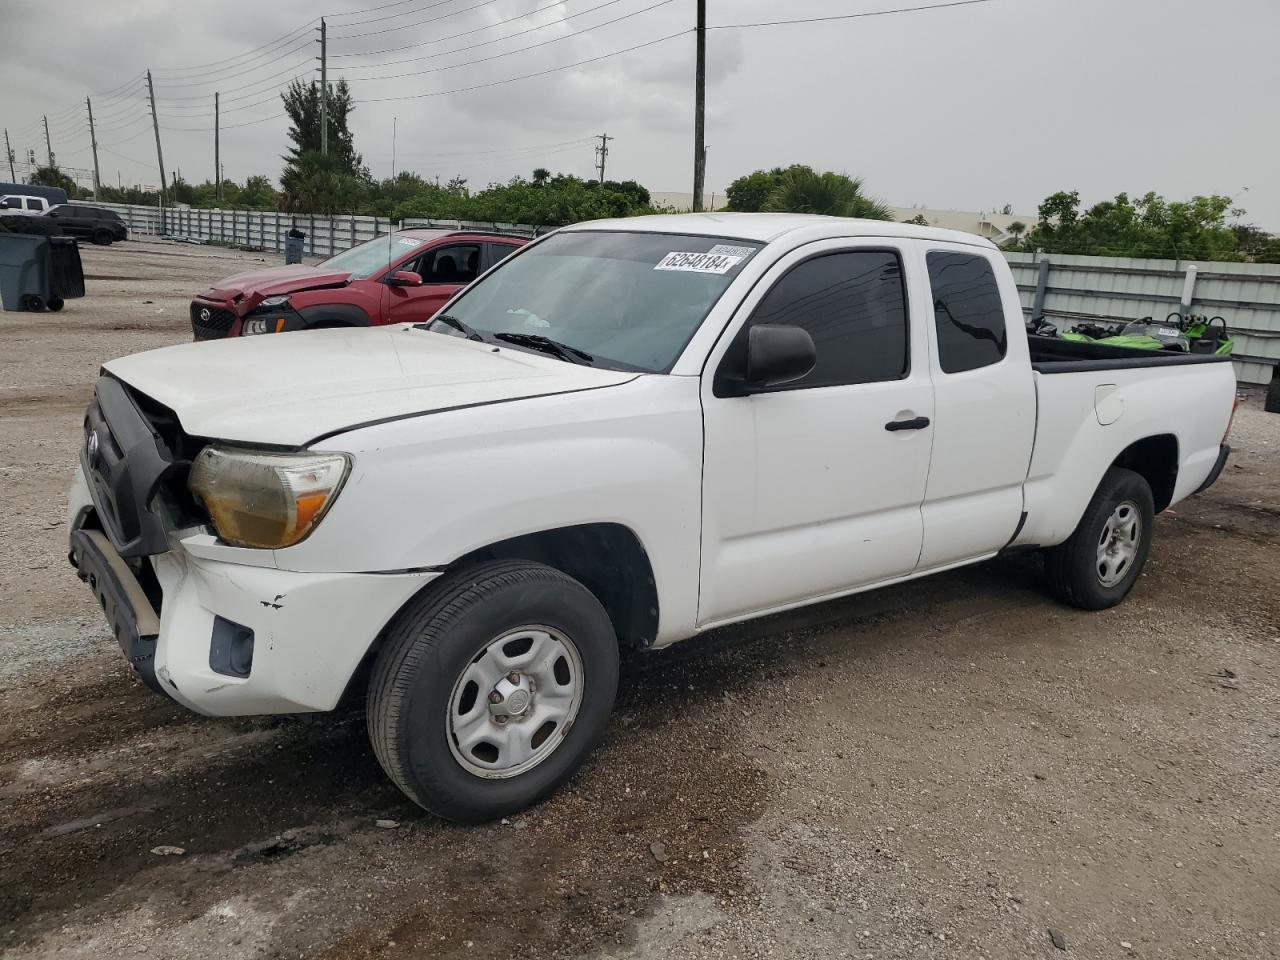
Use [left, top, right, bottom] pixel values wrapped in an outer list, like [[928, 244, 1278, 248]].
[[82, 378, 205, 557], [190, 301, 237, 340]]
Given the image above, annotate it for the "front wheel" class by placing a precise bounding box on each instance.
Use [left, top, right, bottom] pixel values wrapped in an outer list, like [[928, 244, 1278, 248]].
[[1044, 466, 1155, 610], [91, 229, 113, 246], [367, 560, 619, 822]]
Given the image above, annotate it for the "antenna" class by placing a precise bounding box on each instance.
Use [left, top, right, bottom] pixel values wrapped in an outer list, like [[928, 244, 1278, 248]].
[[383, 117, 398, 324]]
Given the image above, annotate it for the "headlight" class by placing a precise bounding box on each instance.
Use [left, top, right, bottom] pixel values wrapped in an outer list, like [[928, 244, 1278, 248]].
[[260, 295, 289, 308], [241, 317, 272, 336], [188, 447, 350, 549]]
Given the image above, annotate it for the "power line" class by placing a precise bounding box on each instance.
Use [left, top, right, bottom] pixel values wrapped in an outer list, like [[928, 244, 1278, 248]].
[[153, 37, 316, 90], [330, 0, 568, 61], [332, 0, 520, 40], [707, 0, 999, 30], [362, 28, 691, 103], [325, 0, 493, 30], [154, 56, 316, 101], [336, 0, 630, 73], [341, 0, 678, 85], [152, 19, 318, 76]]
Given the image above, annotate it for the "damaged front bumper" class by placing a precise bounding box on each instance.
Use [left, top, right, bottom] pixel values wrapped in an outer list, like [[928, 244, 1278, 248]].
[[68, 463, 437, 716]]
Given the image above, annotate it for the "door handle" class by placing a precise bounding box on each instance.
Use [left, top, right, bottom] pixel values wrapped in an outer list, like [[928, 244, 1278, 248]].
[[884, 416, 930, 432]]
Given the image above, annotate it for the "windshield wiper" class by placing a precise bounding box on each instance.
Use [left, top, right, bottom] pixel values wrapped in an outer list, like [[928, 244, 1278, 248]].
[[416, 314, 485, 341], [493, 332, 594, 365]]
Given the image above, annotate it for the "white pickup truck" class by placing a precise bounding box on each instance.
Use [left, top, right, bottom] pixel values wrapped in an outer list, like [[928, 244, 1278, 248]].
[[68, 214, 1236, 820]]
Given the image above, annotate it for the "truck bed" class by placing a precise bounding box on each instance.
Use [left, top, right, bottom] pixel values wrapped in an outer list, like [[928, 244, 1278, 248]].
[[1028, 334, 1234, 374]]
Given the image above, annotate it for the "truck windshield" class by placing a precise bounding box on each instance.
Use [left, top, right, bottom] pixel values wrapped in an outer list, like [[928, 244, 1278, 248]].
[[424, 230, 761, 372], [319, 233, 428, 279]]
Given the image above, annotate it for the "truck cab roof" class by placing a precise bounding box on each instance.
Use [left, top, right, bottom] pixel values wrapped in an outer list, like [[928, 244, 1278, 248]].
[[562, 212, 998, 249]]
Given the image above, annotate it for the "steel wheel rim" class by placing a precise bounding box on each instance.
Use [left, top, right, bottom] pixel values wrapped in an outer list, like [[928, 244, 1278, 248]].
[[1096, 500, 1141, 587], [446, 625, 584, 779]]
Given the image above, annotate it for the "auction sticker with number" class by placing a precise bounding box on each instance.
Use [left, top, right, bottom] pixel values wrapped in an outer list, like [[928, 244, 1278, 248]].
[[654, 251, 744, 274], [707, 244, 755, 258]]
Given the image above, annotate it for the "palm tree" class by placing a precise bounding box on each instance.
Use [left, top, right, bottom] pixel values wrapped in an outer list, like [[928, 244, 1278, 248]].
[[763, 168, 892, 220], [1002, 220, 1028, 250], [532, 168, 550, 186]]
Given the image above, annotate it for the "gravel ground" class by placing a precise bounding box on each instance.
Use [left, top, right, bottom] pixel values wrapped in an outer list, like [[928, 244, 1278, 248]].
[[1, 240, 1277, 960]]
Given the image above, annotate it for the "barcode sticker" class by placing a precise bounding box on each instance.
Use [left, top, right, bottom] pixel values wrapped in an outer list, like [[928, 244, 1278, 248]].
[[654, 251, 744, 274]]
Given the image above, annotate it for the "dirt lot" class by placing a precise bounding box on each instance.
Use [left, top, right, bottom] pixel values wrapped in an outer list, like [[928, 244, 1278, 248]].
[[1, 239, 1277, 960]]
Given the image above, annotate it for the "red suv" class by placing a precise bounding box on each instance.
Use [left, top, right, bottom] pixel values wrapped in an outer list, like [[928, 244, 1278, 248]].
[[189, 229, 527, 340]]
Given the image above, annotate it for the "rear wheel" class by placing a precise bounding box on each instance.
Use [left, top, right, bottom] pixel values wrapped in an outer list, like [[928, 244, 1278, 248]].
[[22, 295, 45, 312], [1044, 467, 1155, 610], [367, 560, 619, 822], [47, 297, 64, 312]]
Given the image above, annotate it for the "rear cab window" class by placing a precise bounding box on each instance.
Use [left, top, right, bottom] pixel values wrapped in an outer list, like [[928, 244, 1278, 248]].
[[926, 251, 1008, 373]]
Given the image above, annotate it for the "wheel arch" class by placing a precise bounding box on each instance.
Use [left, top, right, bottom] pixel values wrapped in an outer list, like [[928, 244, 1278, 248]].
[[340, 522, 660, 707], [295, 302, 375, 329], [443, 522, 660, 651], [1110, 433, 1178, 512]]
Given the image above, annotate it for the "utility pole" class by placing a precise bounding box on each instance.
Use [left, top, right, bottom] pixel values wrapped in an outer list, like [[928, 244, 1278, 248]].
[[3, 129, 14, 181], [691, 0, 706, 212], [86, 98, 102, 199], [594, 132, 612, 185], [319, 17, 328, 156], [214, 91, 220, 202], [42, 115, 54, 168], [146, 69, 168, 229]]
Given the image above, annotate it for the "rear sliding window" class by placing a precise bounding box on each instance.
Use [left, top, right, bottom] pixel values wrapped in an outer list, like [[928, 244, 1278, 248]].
[[926, 251, 1007, 373]]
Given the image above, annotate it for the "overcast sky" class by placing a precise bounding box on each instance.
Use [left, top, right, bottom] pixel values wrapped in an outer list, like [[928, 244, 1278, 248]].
[[3, 0, 1277, 227]]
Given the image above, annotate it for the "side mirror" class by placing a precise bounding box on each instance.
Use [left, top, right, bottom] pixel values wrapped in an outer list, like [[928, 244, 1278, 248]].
[[388, 270, 423, 287], [744, 324, 817, 391]]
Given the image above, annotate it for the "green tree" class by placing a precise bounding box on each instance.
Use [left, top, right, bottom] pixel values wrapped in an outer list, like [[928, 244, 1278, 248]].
[[29, 165, 78, 198], [725, 166, 803, 212], [903, 213, 930, 226], [762, 167, 891, 220], [531, 167, 550, 186], [1026, 190, 1243, 260], [280, 78, 365, 180], [280, 151, 365, 215]]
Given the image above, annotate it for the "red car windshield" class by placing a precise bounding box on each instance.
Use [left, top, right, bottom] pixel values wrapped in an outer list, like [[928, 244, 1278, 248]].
[[319, 233, 431, 279]]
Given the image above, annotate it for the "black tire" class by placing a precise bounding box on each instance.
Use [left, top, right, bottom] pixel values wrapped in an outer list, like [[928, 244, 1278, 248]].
[[47, 297, 64, 312], [1044, 467, 1155, 610], [91, 229, 113, 246], [22, 295, 45, 312], [367, 560, 619, 822]]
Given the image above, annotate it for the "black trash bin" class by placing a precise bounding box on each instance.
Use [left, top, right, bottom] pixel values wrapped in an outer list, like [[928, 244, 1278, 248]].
[[0, 223, 86, 312], [285, 228, 306, 265], [49, 237, 85, 309], [0, 232, 52, 311]]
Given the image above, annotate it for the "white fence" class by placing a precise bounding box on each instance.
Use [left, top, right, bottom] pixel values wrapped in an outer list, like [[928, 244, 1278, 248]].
[[70, 201, 1280, 385], [73, 200, 538, 257], [1006, 252, 1279, 385]]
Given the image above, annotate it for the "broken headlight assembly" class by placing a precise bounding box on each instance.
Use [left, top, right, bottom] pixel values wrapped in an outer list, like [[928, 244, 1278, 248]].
[[242, 296, 291, 335], [188, 447, 351, 549]]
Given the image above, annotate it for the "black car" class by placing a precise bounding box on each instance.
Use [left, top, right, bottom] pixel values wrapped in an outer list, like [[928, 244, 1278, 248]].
[[44, 204, 128, 245]]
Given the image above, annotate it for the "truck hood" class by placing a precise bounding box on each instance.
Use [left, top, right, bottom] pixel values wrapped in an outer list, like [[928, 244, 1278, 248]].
[[205, 265, 354, 303], [103, 326, 638, 447]]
